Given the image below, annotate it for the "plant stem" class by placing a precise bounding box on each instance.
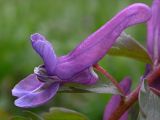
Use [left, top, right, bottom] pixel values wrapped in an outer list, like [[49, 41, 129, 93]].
[[93, 64, 125, 95], [108, 85, 140, 120], [94, 63, 140, 119], [101, 64, 160, 120]]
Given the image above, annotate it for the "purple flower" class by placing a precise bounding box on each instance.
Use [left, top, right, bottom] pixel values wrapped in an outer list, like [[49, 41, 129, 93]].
[[103, 77, 132, 120], [12, 3, 151, 108], [146, 0, 160, 95]]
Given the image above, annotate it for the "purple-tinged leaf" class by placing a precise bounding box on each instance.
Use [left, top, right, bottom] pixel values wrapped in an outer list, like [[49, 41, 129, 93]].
[[42, 107, 89, 120], [138, 80, 160, 120], [59, 83, 120, 94], [108, 32, 152, 63]]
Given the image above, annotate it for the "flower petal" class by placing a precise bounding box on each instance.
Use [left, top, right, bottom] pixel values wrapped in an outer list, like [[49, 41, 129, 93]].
[[103, 77, 132, 120], [70, 67, 98, 85], [12, 74, 43, 97], [147, 0, 160, 62], [15, 83, 59, 108], [31, 33, 57, 75], [55, 3, 151, 79]]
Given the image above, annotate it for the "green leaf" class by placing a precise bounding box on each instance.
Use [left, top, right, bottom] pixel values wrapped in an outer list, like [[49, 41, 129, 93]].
[[9, 116, 27, 120], [59, 83, 120, 95], [108, 32, 152, 63], [42, 107, 89, 120], [0, 109, 10, 120], [138, 80, 160, 120], [137, 112, 146, 120], [23, 110, 44, 120], [10, 111, 44, 120]]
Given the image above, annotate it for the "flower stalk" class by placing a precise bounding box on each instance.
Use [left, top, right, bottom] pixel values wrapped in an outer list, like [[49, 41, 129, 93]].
[[107, 85, 140, 120], [102, 64, 160, 120], [93, 64, 125, 95]]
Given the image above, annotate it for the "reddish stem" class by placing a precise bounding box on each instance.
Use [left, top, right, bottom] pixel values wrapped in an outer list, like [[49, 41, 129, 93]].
[[94, 64, 160, 120], [108, 85, 140, 120], [93, 64, 125, 95]]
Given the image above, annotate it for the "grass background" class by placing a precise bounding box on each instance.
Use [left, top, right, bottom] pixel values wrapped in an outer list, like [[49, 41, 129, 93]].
[[0, 0, 151, 119]]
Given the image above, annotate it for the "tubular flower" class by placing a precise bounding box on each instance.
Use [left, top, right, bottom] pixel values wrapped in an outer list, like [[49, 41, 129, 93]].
[[103, 77, 132, 120], [12, 3, 151, 108], [145, 0, 160, 95]]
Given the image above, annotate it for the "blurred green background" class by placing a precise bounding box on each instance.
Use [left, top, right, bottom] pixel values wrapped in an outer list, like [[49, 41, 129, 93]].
[[0, 0, 151, 120]]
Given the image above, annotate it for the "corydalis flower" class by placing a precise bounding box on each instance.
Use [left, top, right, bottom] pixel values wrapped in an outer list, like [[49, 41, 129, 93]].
[[12, 3, 151, 108], [146, 0, 160, 95], [103, 77, 132, 120]]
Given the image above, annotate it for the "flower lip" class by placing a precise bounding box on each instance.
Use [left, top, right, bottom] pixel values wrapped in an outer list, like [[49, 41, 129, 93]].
[[14, 82, 60, 108]]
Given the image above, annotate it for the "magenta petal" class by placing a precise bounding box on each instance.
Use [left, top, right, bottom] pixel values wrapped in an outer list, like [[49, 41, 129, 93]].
[[147, 0, 160, 61], [103, 77, 132, 120], [31, 33, 57, 75], [15, 83, 59, 108], [119, 77, 132, 94], [70, 67, 98, 85], [55, 3, 151, 79], [12, 74, 43, 97]]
